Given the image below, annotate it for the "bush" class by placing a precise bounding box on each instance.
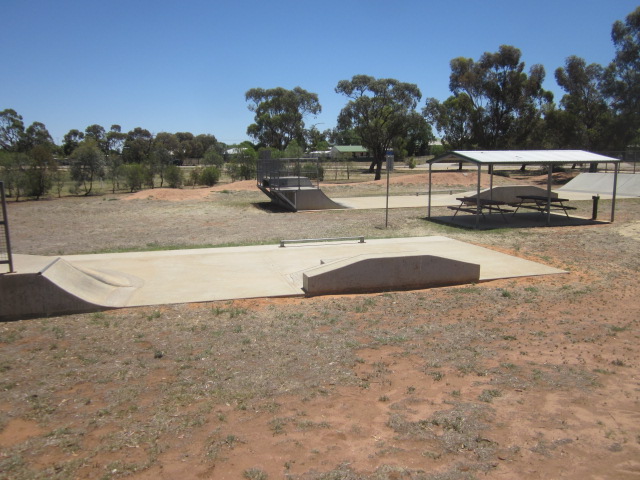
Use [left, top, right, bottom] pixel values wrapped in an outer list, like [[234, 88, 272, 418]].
[[121, 163, 145, 192], [165, 164, 183, 188], [293, 162, 324, 180], [200, 166, 220, 186], [203, 148, 224, 168], [229, 161, 255, 181], [407, 157, 417, 169], [189, 167, 202, 186]]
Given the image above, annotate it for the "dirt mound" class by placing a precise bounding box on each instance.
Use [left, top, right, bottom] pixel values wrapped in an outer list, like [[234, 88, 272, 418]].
[[121, 180, 259, 201], [326, 172, 517, 188]]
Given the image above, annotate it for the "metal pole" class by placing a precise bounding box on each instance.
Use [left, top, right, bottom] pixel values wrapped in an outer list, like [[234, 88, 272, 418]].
[[489, 164, 494, 201], [546, 163, 552, 226], [0, 182, 14, 273], [475, 164, 481, 229], [385, 157, 390, 228], [611, 161, 619, 222], [428, 162, 432, 218]]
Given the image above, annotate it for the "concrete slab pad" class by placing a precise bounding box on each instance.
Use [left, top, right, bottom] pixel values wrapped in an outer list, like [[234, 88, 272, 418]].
[[428, 213, 610, 230], [334, 194, 457, 209], [331, 189, 612, 210], [3, 237, 566, 319], [65, 236, 564, 303]]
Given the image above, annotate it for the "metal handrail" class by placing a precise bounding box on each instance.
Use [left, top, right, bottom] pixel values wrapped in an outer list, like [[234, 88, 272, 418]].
[[280, 236, 365, 248]]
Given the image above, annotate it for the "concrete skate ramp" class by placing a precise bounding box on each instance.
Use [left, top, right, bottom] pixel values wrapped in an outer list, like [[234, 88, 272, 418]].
[[303, 254, 480, 296], [2, 237, 567, 320], [290, 188, 345, 210], [259, 176, 344, 211], [0, 258, 141, 320], [469, 185, 558, 203], [559, 173, 640, 197]]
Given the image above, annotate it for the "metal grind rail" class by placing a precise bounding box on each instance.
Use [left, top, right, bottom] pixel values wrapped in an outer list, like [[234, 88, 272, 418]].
[[280, 236, 365, 248], [0, 182, 14, 273]]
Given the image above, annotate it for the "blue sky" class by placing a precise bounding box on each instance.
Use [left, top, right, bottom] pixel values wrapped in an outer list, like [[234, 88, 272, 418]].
[[2, 0, 637, 145]]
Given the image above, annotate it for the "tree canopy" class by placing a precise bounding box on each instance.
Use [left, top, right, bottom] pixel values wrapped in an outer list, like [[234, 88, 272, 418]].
[[604, 6, 640, 148], [425, 45, 553, 150], [245, 86, 321, 150], [554, 56, 612, 150], [336, 75, 421, 180]]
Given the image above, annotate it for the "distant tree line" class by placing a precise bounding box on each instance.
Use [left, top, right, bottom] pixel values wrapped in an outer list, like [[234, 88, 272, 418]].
[[2, 7, 638, 193], [245, 7, 640, 179], [0, 113, 258, 199]]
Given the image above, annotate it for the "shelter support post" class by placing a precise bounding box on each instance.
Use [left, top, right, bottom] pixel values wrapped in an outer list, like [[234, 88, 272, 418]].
[[489, 164, 494, 201]]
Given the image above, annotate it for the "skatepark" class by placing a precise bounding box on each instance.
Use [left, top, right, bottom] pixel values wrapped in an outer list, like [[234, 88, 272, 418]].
[[1, 236, 566, 320], [1, 157, 637, 321]]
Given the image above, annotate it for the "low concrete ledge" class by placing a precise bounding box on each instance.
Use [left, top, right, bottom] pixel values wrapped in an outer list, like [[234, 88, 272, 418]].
[[303, 253, 480, 296]]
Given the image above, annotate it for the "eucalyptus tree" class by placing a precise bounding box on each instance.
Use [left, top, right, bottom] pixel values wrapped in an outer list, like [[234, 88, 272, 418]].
[[423, 93, 475, 149], [106, 125, 126, 154], [24, 144, 56, 199], [336, 75, 421, 180], [69, 139, 105, 195], [63, 129, 85, 156], [23, 122, 54, 151], [85, 124, 107, 152], [427, 46, 553, 151], [402, 111, 435, 157], [245, 86, 321, 150], [604, 6, 640, 148], [0, 109, 25, 152], [555, 56, 612, 150], [122, 127, 154, 163], [228, 145, 257, 181]]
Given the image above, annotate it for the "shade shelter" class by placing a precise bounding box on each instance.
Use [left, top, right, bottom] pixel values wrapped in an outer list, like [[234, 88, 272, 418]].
[[427, 150, 621, 228]]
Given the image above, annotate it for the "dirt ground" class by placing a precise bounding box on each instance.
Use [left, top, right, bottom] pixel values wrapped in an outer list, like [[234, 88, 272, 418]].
[[1, 172, 639, 479]]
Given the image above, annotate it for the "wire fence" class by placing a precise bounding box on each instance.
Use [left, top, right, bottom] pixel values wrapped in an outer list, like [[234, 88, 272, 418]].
[[595, 151, 640, 173]]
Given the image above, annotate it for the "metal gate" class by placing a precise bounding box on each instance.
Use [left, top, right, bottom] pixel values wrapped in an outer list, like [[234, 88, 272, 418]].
[[0, 181, 13, 273]]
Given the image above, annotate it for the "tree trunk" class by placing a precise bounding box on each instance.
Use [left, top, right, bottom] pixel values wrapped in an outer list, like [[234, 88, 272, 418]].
[[374, 157, 383, 180]]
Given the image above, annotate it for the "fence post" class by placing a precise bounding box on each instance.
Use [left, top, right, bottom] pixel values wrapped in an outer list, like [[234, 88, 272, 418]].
[[0, 181, 14, 273]]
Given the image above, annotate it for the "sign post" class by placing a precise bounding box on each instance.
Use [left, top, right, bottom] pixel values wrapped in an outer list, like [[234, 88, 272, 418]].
[[384, 151, 394, 228]]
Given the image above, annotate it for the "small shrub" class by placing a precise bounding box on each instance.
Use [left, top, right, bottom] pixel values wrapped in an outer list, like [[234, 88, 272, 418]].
[[165, 165, 183, 188], [243, 468, 268, 480], [121, 163, 145, 192], [200, 166, 220, 186], [189, 167, 202, 186], [478, 389, 502, 403]]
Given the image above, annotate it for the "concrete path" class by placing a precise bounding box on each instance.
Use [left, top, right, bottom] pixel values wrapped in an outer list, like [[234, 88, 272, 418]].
[[333, 189, 625, 210], [334, 193, 458, 209]]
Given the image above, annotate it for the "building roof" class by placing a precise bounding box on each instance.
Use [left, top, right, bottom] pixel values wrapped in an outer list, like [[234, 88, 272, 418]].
[[430, 150, 620, 165], [332, 145, 369, 153]]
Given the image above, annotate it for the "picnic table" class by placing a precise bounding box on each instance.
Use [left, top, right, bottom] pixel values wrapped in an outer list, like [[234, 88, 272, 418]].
[[448, 197, 513, 222], [511, 195, 576, 217]]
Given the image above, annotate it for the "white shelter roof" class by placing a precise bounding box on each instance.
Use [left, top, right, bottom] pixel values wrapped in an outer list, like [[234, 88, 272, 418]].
[[431, 150, 620, 165]]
